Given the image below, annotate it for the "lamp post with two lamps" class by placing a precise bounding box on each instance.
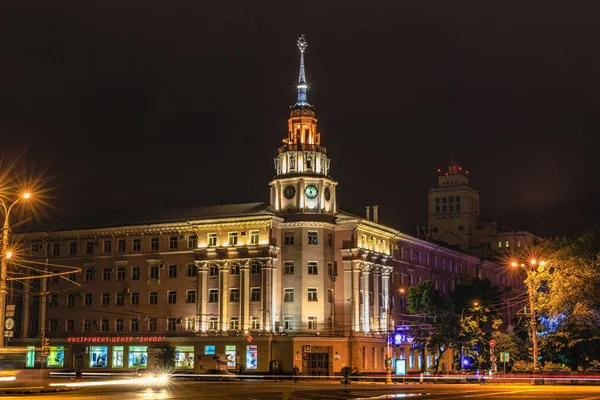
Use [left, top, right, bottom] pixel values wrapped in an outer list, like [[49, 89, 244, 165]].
[[511, 258, 545, 373], [0, 192, 32, 346]]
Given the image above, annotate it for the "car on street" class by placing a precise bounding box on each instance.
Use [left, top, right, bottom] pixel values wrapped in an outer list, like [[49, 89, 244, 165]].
[[196, 369, 236, 381]]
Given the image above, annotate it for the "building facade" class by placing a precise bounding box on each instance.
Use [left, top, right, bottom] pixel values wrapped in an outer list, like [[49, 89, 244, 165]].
[[11, 36, 513, 375]]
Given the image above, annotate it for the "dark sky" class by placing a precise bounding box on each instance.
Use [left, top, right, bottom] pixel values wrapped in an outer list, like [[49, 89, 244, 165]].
[[1, 1, 599, 237]]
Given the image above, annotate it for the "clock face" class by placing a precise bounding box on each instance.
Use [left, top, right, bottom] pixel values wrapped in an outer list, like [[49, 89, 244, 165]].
[[305, 185, 318, 199], [324, 187, 331, 201], [283, 185, 296, 200]]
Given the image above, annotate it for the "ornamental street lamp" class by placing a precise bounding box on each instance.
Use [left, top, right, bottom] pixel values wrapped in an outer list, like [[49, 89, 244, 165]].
[[0, 192, 32, 346], [511, 258, 545, 373]]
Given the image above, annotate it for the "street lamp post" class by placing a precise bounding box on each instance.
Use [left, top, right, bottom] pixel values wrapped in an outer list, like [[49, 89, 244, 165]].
[[458, 301, 479, 370], [511, 259, 544, 373], [0, 193, 31, 346]]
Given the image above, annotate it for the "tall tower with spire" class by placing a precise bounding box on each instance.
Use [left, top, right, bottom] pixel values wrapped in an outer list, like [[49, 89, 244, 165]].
[[269, 35, 337, 217]]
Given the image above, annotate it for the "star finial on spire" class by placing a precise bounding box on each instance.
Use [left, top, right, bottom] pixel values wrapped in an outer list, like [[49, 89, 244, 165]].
[[297, 34, 308, 53]]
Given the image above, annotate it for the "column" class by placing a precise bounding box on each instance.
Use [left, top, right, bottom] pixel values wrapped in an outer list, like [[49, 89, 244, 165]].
[[381, 267, 391, 333], [240, 260, 250, 331], [218, 262, 229, 331], [21, 283, 30, 337], [372, 267, 380, 333], [261, 259, 273, 331], [362, 265, 371, 333], [195, 261, 208, 332], [352, 261, 361, 332]]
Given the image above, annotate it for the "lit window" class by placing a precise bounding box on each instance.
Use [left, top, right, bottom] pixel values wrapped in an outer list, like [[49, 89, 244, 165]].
[[228, 232, 238, 246], [188, 235, 197, 249], [168, 291, 177, 304], [284, 261, 294, 275], [186, 290, 196, 304], [209, 318, 218, 330], [208, 233, 217, 247], [169, 236, 178, 250], [308, 231, 318, 245], [249, 230, 259, 245], [284, 232, 294, 245], [284, 288, 294, 302]]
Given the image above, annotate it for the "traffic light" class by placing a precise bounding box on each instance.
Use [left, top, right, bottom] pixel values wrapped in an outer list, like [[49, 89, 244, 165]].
[[302, 353, 308, 361], [42, 337, 51, 347]]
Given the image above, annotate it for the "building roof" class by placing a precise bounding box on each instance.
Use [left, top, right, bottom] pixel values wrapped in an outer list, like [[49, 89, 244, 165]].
[[22, 202, 275, 233]]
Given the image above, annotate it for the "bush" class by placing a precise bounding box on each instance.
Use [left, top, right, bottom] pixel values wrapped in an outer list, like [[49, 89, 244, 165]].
[[586, 360, 600, 372], [541, 361, 570, 374], [511, 360, 532, 373]]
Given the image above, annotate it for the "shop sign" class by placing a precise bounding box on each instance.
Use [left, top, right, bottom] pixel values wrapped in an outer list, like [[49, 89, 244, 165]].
[[67, 336, 166, 344]]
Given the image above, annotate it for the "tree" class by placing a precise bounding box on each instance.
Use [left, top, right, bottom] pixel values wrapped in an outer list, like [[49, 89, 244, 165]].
[[534, 226, 600, 369], [154, 344, 177, 372], [407, 280, 459, 374]]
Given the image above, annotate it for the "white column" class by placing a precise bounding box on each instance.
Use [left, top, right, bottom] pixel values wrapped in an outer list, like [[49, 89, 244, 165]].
[[352, 261, 361, 332], [362, 265, 371, 333], [199, 263, 208, 331], [381, 267, 391, 333], [372, 267, 380, 333], [240, 260, 250, 331], [219, 262, 229, 331]]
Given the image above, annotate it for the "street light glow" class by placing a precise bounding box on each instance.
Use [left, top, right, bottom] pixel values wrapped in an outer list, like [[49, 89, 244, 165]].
[[530, 259, 537, 266], [23, 192, 31, 199], [5, 251, 12, 259]]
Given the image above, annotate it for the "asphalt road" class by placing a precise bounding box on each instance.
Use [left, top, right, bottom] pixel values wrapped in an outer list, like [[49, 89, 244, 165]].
[[2, 381, 600, 399]]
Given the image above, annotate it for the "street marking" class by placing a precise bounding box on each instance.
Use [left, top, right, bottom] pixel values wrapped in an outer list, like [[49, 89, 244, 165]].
[[440, 389, 536, 398]]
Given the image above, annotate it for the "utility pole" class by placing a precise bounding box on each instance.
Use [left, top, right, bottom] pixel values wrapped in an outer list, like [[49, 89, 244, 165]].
[[526, 273, 539, 372]]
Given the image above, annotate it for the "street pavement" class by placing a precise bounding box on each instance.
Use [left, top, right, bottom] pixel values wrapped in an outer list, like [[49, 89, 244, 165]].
[[2, 377, 600, 399]]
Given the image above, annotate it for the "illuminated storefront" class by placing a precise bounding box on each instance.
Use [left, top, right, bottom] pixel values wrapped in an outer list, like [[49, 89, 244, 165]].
[[175, 346, 194, 369], [246, 345, 258, 370], [128, 346, 148, 368], [225, 345, 236, 368], [112, 346, 124, 368], [26, 346, 35, 368], [47, 346, 65, 368], [90, 346, 108, 368]]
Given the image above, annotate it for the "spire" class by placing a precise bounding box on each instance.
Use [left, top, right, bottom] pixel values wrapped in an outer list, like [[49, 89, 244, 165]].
[[294, 34, 312, 108]]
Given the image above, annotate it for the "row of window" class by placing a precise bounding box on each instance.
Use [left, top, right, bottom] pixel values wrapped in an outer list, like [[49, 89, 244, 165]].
[[48, 317, 196, 333], [435, 196, 461, 205], [33, 230, 264, 257], [78, 264, 196, 283], [48, 315, 320, 333], [54, 290, 198, 307]]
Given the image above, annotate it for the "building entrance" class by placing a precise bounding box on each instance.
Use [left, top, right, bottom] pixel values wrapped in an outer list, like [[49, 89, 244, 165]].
[[306, 353, 329, 376]]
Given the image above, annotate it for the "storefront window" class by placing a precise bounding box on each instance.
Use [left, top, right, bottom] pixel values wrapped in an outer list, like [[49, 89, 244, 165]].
[[246, 345, 257, 370], [175, 346, 194, 369], [128, 346, 148, 368], [90, 346, 108, 368], [47, 346, 65, 368], [225, 345, 236, 368], [113, 346, 124, 368], [204, 345, 215, 355], [26, 346, 35, 368]]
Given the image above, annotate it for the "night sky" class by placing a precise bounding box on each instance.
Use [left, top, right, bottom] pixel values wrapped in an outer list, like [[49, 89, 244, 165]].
[[2, 1, 599, 237]]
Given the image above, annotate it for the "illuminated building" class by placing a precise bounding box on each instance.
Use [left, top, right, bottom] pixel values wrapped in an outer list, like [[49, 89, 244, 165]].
[[12, 36, 512, 375], [427, 161, 538, 253]]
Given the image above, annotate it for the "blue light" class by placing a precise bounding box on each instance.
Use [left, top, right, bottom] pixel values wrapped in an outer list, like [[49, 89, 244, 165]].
[[462, 358, 470, 367]]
